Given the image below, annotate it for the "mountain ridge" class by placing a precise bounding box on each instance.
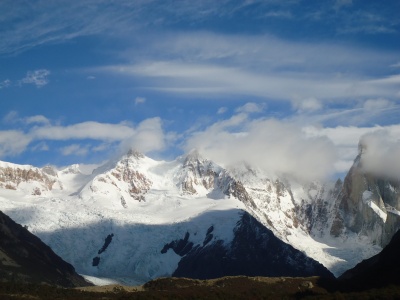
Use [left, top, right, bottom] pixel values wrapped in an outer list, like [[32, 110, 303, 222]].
[[0, 146, 399, 283]]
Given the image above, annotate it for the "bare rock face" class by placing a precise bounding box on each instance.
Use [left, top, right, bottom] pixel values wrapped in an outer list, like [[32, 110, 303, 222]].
[[0, 162, 57, 195], [178, 151, 255, 209], [330, 144, 400, 246], [179, 150, 218, 195]]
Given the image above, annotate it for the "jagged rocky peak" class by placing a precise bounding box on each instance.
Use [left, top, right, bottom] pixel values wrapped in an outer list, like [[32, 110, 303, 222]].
[[80, 148, 152, 203], [41, 165, 58, 177], [179, 149, 219, 194], [330, 139, 400, 246], [357, 138, 368, 156], [183, 149, 204, 165], [61, 164, 81, 175], [126, 148, 145, 159]]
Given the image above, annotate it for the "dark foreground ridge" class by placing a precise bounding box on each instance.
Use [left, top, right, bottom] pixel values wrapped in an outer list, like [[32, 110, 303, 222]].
[[338, 227, 400, 291], [2, 275, 400, 300], [0, 210, 90, 287]]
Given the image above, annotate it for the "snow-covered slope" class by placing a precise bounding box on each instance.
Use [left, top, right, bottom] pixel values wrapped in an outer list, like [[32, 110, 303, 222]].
[[0, 147, 399, 283], [0, 161, 61, 196]]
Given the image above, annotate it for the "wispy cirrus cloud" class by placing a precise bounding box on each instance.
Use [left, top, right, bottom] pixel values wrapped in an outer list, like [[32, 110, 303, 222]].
[[20, 69, 50, 87], [0, 0, 291, 55], [0, 70, 51, 89], [1, 0, 397, 57], [0, 79, 11, 89], [60, 144, 90, 156], [101, 32, 399, 105], [235, 102, 265, 114], [134, 97, 146, 105], [3, 111, 50, 126]]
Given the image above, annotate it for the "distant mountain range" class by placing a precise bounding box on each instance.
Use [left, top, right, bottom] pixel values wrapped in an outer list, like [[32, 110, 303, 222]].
[[0, 143, 399, 284]]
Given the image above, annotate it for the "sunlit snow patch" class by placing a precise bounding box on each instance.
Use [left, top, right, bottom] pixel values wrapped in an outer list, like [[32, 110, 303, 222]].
[[362, 191, 387, 222]]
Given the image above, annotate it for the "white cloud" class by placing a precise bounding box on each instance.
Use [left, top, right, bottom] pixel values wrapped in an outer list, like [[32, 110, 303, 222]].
[[92, 143, 110, 152], [292, 97, 322, 113], [25, 115, 51, 125], [1, 1, 274, 55], [362, 98, 394, 110], [0, 79, 11, 89], [0, 130, 32, 157], [0, 115, 168, 159], [2, 111, 19, 124], [31, 142, 49, 152], [31, 121, 135, 141], [303, 124, 400, 174], [103, 32, 399, 102], [217, 107, 227, 114], [20, 69, 50, 87], [2, 111, 50, 126], [119, 117, 165, 154], [134, 97, 146, 105], [235, 102, 265, 114], [359, 131, 400, 179], [61, 144, 89, 156], [390, 62, 400, 68], [334, 0, 353, 10], [185, 115, 337, 181], [264, 11, 292, 18]]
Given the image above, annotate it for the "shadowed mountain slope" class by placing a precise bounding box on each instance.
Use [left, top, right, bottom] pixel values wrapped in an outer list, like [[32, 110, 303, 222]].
[[0, 210, 90, 287], [339, 228, 400, 290]]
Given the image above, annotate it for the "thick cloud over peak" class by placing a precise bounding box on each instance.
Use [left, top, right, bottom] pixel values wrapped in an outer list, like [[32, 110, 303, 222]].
[[185, 115, 337, 181], [359, 131, 400, 179]]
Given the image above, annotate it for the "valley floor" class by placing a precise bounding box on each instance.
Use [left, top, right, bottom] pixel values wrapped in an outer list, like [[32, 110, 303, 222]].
[[2, 276, 400, 300]]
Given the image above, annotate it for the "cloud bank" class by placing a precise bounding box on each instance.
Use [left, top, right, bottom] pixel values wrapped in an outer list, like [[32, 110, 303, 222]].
[[184, 114, 337, 181], [0, 116, 166, 158], [360, 130, 400, 179]]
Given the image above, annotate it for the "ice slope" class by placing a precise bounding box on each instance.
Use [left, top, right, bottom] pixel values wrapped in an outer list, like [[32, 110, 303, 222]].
[[0, 153, 249, 283]]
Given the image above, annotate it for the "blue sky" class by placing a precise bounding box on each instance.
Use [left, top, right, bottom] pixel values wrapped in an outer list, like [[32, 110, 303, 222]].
[[1, 0, 399, 180]]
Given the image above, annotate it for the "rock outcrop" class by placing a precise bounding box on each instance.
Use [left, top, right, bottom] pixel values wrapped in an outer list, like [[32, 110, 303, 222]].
[[0, 162, 58, 195], [330, 142, 400, 246]]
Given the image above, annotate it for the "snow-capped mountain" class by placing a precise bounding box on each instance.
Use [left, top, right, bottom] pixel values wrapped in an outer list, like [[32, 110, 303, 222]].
[[0, 145, 399, 284]]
